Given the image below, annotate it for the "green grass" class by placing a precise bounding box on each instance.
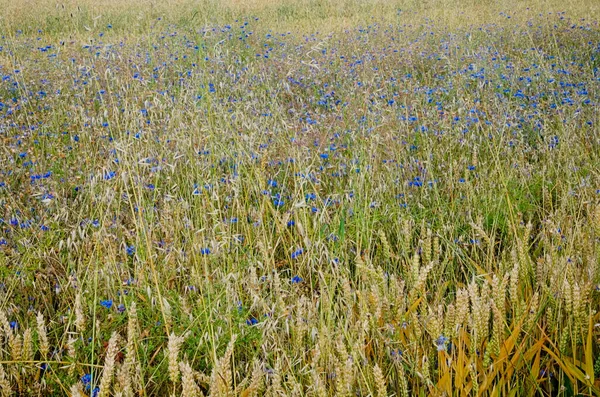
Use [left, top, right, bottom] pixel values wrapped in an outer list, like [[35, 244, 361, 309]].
[[0, 0, 599, 396]]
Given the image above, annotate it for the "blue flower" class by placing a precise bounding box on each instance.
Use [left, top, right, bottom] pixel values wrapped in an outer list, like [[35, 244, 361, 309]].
[[287, 220, 295, 227], [246, 317, 258, 326], [435, 335, 449, 351], [200, 248, 211, 255], [408, 176, 423, 187], [126, 245, 135, 256], [104, 171, 116, 180], [291, 275, 303, 284], [291, 248, 304, 259], [390, 349, 403, 360], [100, 300, 113, 309], [81, 373, 92, 385]]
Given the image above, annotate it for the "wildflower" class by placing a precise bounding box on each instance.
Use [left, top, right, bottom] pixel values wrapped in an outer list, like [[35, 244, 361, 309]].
[[435, 335, 449, 351], [100, 300, 113, 309], [291, 248, 304, 259], [81, 373, 92, 387], [200, 248, 211, 255], [104, 171, 116, 180], [390, 349, 403, 361], [291, 275, 303, 284], [126, 245, 135, 256]]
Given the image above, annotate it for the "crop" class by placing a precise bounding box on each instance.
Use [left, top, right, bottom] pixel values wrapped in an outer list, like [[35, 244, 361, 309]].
[[0, 0, 600, 395]]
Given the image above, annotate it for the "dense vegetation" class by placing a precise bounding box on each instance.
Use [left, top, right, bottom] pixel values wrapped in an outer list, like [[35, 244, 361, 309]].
[[1, 0, 600, 395]]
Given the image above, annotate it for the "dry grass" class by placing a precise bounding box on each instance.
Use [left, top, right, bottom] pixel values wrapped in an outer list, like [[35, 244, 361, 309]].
[[0, 0, 599, 395]]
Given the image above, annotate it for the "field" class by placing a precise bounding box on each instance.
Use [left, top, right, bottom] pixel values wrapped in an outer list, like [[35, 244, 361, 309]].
[[1, 0, 600, 395]]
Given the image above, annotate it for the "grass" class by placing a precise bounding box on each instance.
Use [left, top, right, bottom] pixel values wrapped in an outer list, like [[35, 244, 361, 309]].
[[0, 0, 600, 395]]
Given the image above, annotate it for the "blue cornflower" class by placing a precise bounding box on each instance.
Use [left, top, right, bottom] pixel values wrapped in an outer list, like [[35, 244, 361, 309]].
[[104, 171, 116, 180], [100, 300, 113, 309], [409, 176, 423, 187], [287, 220, 295, 227], [246, 317, 258, 326], [126, 245, 135, 256], [81, 374, 92, 385], [291, 248, 304, 259], [390, 349, 403, 360], [291, 275, 303, 284], [200, 247, 211, 255], [435, 335, 449, 351]]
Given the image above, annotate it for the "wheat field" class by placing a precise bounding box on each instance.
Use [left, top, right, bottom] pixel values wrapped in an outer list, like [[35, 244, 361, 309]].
[[1, 0, 600, 395]]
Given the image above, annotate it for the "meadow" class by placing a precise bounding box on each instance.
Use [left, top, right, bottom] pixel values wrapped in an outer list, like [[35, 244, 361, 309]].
[[1, 0, 600, 395]]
